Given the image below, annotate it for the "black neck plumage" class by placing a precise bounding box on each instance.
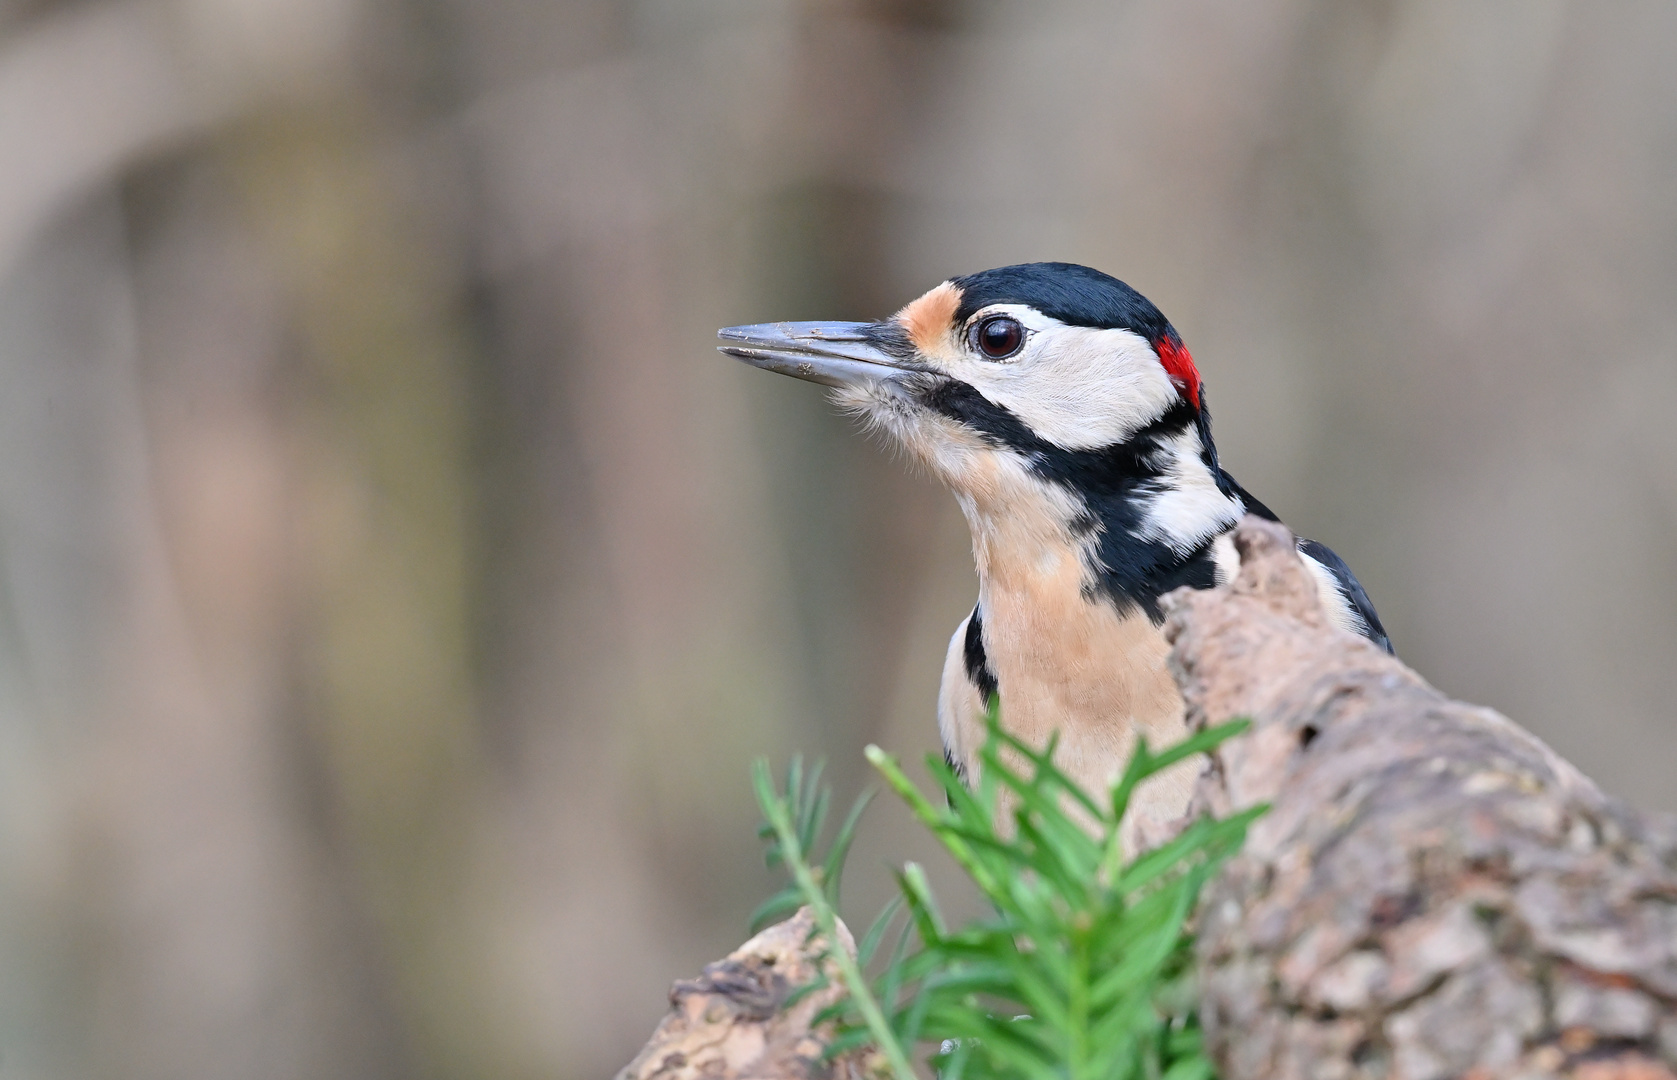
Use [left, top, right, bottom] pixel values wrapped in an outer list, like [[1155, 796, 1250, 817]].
[[920, 380, 1247, 623]]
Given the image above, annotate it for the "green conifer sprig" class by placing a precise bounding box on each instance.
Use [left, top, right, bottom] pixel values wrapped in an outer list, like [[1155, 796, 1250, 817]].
[[752, 709, 1263, 1080]]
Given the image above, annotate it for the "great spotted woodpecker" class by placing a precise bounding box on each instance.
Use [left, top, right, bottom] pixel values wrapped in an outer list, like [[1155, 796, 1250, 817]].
[[720, 262, 1389, 838]]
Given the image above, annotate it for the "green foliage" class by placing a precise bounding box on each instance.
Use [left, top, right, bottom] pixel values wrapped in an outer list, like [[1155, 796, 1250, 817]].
[[751, 709, 1263, 1080], [751, 756, 874, 933]]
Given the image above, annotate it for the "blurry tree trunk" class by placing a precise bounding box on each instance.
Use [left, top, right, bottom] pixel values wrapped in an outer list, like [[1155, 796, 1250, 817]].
[[227, 104, 502, 1078]]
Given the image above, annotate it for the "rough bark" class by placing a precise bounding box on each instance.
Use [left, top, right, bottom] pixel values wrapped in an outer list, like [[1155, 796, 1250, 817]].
[[615, 908, 878, 1080], [1163, 516, 1677, 1080]]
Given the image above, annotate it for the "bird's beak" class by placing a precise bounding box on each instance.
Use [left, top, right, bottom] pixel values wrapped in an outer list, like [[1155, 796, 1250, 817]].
[[717, 321, 912, 389]]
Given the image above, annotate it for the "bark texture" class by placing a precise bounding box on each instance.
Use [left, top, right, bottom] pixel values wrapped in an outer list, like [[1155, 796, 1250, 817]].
[[615, 908, 877, 1080], [1164, 516, 1677, 1080]]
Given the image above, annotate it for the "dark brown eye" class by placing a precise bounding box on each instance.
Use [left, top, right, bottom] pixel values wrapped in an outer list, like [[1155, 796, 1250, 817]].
[[973, 315, 1025, 359]]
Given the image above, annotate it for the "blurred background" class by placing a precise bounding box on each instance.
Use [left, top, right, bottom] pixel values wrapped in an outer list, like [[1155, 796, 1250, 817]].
[[0, 0, 1673, 1075]]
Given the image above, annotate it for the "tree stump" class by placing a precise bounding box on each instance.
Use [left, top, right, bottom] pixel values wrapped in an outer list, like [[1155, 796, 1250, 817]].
[[1164, 516, 1677, 1080], [615, 907, 877, 1080]]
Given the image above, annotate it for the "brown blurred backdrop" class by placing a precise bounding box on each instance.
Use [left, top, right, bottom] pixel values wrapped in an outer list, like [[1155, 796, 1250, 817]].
[[0, 0, 1673, 1076]]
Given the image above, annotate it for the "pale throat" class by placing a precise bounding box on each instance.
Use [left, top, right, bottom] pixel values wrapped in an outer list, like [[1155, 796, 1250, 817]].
[[949, 456, 1187, 802], [952, 466, 1107, 668]]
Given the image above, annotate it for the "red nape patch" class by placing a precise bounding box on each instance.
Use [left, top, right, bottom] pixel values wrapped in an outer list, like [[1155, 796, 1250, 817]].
[[1155, 334, 1201, 410]]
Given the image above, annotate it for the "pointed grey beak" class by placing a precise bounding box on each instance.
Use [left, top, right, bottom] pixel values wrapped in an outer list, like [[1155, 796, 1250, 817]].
[[717, 321, 913, 389]]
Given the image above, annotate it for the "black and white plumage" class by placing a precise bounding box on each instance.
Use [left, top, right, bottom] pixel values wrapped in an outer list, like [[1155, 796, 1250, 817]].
[[720, 262, 1389, 841]]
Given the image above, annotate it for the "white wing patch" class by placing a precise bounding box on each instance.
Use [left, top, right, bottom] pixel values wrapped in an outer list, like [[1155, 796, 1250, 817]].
[[937, 614, 985, 776], [1298, 545, 1369, 638], [1209, 530, 1241, 585]]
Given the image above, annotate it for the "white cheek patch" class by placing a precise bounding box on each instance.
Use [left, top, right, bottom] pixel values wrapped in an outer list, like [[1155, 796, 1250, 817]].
[[1130, 426, 1244, 554], [952, 323, 1181, 451]]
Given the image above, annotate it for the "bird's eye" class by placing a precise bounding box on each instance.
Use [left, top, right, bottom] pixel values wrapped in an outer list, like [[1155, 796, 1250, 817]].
[[972, 316, 1025, 360]]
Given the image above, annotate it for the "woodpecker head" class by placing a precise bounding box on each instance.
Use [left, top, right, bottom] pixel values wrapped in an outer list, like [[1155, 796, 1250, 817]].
[[723, 262, 1216, 493], [721, 263, 1242, 617]]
